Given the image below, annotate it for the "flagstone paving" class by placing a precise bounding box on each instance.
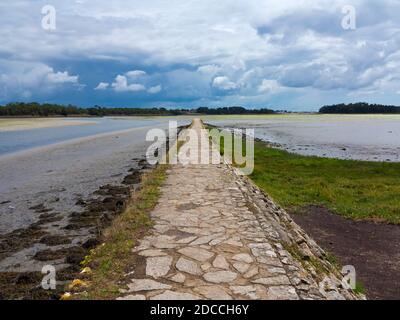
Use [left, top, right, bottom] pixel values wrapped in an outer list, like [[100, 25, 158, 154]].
[[117, 119, 362, 300]]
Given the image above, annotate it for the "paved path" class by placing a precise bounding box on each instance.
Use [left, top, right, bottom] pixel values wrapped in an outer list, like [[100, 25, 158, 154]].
[[117, 119, 360, 300]]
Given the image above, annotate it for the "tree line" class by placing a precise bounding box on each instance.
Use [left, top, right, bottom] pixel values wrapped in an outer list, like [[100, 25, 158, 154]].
[[196, 106, 275, 115], [319, 103, 400, 114], [0, 102, 276, 116]]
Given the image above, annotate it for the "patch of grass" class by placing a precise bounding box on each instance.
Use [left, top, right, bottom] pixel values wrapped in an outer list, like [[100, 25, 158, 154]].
[[354, 281, 365, 295], [77, 164, 168, 299], [250, 140, 400, 224], [208, 125, 400, 224]]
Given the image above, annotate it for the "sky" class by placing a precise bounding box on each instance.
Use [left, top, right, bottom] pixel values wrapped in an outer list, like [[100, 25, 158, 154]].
[[0, 0, 400, 111]]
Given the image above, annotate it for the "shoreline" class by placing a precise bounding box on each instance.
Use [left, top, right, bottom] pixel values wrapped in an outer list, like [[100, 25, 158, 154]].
[[0, 118, 97, 132], [0, 156, 153, 299]]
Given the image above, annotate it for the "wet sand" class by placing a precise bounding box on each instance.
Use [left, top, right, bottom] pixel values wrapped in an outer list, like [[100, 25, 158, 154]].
[[0, 120, 188, 299], [0, 118, 96, 132]]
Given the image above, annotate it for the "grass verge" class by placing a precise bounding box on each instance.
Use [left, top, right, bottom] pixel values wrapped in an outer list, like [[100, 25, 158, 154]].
[[76, 164, 168, 299], [208, 125, 400, 224]]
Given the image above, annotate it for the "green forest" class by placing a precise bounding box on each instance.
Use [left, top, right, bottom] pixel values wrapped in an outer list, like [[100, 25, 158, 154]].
[[319, 103, 400, 114]]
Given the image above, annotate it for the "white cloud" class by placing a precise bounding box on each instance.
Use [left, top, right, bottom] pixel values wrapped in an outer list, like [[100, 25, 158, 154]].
[[125, 70, 147, 78], [147, 85, 162, 94], [212, 76, 237, 90], [94, 82, 109, 90], [258, 79, 281, 94], [111, 75, 146, 92], [2, 1, 400, 107], [197, 64, 221, 75], [46, 71, 78, 84]]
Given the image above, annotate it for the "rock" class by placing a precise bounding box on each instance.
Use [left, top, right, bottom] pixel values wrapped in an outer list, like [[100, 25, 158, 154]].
[[266, 286, 299, 300], [138, 249, 167, 257], [117, 294, 146, 300], [127, 279, 171, 292], [233, 262, 250, 274], [195, 286, 232, 300], [150, 290, 201, 300], [251, 275, 291, 286], [201, 262, 212, 271], [232, 253, 253, 264], [170, 273, 186, 283], [203, 271, 237, 283], [243, 266, 259, 279], [190, 235, 217, 245], [176, 257, 202, 275], [178, 247, 214, 262], [212, 255, 230, 270], [146, 256, 173, 278], [230, 285, 259, 299]]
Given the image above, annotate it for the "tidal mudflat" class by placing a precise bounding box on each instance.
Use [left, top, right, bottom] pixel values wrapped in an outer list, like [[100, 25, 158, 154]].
[[0, 118, 95, 132], [205, 114, 400, 162], [0, 117, 189, 298]]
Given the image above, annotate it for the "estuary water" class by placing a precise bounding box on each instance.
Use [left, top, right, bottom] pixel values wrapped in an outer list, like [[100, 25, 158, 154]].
[[206, 114, 400, 162]]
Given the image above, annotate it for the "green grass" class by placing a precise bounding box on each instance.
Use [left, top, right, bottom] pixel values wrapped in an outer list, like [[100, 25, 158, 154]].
[[208, 126, 400, 224], [250, 141, 400, 224], [77, 164, 168, 299]]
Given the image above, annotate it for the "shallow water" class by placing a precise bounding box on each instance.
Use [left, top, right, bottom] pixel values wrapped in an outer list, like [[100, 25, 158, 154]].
[[0, 117, 190, 272], [0, 117, 161, 156], [207, 115, 400, 162]]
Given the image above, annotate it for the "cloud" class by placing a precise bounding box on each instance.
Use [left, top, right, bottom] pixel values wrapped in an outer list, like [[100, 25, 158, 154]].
[[111, 75, 146, 92], [2, 1, 400, 108], [258, 79, 281, 94], [94, 82, 109, 90], [212, 76, 238, 91], [197, 65, 221, 75], [147, 85, 162, 94], [125, 70, 147, 78], [46, 71, 79, 84]]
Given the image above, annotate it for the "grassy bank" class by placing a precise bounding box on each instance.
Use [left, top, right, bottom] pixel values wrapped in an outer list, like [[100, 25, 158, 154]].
[[208, 127, 400, 224], [76, 164, 168, 299]]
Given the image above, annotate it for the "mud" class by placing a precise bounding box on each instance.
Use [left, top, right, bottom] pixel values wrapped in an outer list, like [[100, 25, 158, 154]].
[[0, 127, 184, 299], [291, 205, 400, 300]]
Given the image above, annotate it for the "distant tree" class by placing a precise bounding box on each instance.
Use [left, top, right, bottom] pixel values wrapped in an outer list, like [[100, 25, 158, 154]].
[[319, 102, 400, 114]]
